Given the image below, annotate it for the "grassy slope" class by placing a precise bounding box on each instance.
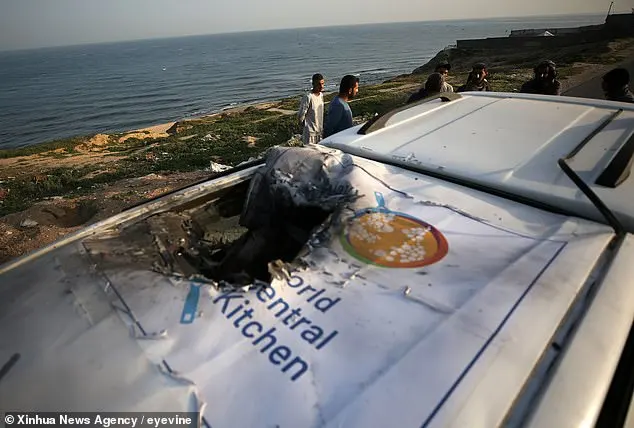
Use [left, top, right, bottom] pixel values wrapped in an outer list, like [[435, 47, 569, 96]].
[[1, 37, 633, 217]]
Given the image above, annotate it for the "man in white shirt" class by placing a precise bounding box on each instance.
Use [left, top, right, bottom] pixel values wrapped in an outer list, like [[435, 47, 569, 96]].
[[297, 73, 325, 145]]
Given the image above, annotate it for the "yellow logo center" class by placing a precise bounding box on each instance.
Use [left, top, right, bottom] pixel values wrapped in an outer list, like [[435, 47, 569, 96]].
[[341, 193, 448, 268]]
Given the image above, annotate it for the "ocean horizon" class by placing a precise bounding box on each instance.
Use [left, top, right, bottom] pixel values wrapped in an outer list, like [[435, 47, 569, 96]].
[[0, 13, 606, 149], [0, 12, 607, 54]]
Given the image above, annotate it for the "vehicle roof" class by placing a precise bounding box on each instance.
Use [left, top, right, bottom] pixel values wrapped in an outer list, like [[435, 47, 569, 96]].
[[323, 92, 634, 232], [0, 153, 629, 427]]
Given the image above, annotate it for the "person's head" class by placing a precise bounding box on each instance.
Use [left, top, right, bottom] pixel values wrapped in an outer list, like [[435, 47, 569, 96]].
[[602, 68, 630, 94], [339, 74, 359, 99], [534, 60, 557, 81], [425, 73, 445, 93], [435, 63, 451, 77], [471, 63, 487, 82], [312, 73, 325, 93]]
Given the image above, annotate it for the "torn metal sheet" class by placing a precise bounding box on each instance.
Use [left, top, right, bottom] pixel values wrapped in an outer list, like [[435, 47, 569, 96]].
[[84, 145, 361, 290], [202, 145, 358, 285], [82, 186, 249, 287]]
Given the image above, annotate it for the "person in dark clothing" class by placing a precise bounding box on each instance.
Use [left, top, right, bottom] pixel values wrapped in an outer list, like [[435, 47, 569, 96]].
[[520, 60, 561, 95], [602, 68, 634, 103], [324, 75, 359, 137], [407, 73, 444, 104], [435, 63, 454, 92], [457, 63, 491, 92]]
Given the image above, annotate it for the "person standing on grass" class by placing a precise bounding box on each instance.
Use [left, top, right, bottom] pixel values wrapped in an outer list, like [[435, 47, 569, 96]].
[[297, 73, 325, 145], [324, 75, 359, 138], [435, 63, 454, 93], [520, 60, 561, 96], [602, 68, 634, 103]]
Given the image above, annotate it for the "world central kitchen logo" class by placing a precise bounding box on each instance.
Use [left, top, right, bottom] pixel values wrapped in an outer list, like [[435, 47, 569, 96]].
[[341, 192, 449, 268], [212, 275, 339, 382]]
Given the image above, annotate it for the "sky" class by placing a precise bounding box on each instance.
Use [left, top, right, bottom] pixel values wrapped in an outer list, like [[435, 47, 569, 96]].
[[0, 0, 630, 51]]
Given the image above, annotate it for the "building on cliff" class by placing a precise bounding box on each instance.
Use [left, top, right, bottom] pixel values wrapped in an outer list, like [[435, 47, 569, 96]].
[[455, 13, 634, 51]]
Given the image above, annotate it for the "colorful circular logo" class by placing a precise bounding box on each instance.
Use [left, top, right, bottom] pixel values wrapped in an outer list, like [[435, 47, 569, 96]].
[[340, 192, 449, 268]]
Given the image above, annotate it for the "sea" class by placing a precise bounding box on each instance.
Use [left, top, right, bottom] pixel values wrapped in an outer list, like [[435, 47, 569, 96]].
[[0, 13, 606, 149]]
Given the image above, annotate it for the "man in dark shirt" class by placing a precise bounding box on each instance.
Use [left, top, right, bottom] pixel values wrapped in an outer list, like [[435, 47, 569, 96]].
[[520, 60, 561, 96], [407, 73, 444, 104], [602, 68, 634, 103], [324, 75, 359, 138], [457, 63, 491, 92]]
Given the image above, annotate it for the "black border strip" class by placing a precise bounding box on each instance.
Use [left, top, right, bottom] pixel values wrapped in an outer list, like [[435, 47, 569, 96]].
[[565, 109, 622, 159], [596, 313, 634, 427], [557, 159, 625, 237], [0, 353, 20, 384], [557, 108, 625, 237], [596, 131, 634, 188]]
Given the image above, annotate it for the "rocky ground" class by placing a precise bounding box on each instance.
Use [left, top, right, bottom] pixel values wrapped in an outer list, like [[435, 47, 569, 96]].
[[0, 170, 211, 264], [1, 36, 633, 265]]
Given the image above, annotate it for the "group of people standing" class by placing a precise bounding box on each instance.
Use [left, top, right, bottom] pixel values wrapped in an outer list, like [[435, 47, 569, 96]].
[[298, 61, 634, 145], [407, 62, 491, 103], [408, 60, 634, 104]]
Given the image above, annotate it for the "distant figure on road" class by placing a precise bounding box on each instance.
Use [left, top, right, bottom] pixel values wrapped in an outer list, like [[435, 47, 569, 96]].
[[602, 68, 634, 103], [457, 63, 491, 92], [297, 73, 325, 145], [520, 60, 561, 96], [324, 75, 359, 138], [435, 63, 454, 93], [407, 73, 444, 104]]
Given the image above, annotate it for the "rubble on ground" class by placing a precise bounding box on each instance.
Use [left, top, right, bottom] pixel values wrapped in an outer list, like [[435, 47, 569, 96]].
[[19, 219, 38, 228], [206, 162, 231, 173]]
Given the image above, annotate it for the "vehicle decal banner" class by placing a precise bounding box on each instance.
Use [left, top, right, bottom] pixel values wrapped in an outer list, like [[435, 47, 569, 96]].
[[111, 159, 566, 428]]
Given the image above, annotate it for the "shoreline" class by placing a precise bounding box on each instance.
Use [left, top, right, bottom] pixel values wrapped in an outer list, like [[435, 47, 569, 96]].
[[1, 35, 634, 264], [0, 75, 375, 153]]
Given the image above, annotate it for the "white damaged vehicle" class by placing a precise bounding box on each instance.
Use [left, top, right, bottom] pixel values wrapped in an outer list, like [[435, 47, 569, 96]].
[[1, 92, 634, 428]]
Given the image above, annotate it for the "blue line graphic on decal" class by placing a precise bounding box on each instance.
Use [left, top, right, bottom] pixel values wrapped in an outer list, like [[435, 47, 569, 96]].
[[180, 283, 201, 324]]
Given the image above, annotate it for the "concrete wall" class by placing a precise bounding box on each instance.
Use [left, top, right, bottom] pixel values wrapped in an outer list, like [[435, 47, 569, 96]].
[[455, 14, 632, 51], [510, 24, 604, 37], [457, 30, 607, 50], [605, 14, 634, 37]]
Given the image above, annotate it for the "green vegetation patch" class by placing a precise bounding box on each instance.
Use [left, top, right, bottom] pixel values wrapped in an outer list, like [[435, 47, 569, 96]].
[[0, 166, 133, 216]]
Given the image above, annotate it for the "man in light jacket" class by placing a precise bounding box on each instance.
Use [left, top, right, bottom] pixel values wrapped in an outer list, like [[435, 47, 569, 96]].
[[298, 73, 325, 145]]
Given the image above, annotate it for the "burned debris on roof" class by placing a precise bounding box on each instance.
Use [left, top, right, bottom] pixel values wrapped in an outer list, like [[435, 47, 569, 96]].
[[83, 145, 358, 289], [177, 146, 358, 286]]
